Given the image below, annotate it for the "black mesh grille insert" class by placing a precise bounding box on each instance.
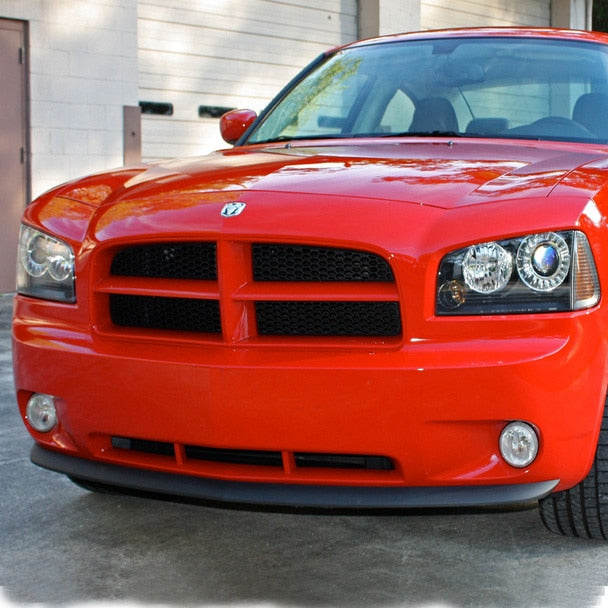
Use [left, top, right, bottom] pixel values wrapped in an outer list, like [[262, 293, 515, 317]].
[[253, 244, 394, 282], [256, 301, 401, 337], [111, 242, 217, 280], [110, 294, 221, 333]]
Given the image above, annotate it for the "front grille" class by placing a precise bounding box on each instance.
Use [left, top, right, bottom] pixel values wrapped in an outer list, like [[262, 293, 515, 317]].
[[256, 301, 401, 336], [103, 241, 401, 341], [253, 244, 394, 282]]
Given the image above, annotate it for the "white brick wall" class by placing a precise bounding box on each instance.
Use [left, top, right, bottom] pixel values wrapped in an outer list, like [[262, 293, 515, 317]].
[[0, 0, 139, 198]]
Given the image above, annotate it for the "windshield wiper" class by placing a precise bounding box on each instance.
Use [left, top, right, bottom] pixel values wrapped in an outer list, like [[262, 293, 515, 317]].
[[249, 131, 464, 145], [392, 130, 463, 138], [248, 134, 351, 145]]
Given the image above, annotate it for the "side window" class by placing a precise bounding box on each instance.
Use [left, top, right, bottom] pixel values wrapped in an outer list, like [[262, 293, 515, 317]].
[[379, 90, 415, 134]]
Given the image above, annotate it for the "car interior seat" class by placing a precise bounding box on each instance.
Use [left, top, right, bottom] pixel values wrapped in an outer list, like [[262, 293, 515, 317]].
[[572, 93, 608, 139], [409, 97, 459, 133], [466, 118, 509, 135]]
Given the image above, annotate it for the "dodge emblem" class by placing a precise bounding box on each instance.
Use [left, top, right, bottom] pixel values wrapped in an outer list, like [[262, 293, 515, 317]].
[[221, 202, 246, 217]]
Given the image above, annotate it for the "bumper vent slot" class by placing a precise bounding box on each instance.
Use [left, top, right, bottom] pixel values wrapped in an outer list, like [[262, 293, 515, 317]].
[[294, 452, 394, 470], [111, 436, 175, 456], [185, 445, 283, 467], [253, 244, 394, 282], [111, 437, 394, 472]]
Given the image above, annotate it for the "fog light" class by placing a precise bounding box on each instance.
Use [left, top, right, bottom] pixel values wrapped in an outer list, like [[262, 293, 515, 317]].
[[499, 421, 538, 468], [26, 393, 57, 433]]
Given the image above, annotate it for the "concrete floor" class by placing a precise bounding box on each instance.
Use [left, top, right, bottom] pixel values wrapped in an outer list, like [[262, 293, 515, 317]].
[[2, 291, 608, 608]]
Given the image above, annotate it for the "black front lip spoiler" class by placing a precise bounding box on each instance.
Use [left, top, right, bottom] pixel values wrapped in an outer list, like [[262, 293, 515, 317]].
[[31, 444, 558, 509]]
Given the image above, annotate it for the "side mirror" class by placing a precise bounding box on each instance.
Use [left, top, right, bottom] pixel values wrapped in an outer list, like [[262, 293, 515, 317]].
[[220, 109, 258, 145]]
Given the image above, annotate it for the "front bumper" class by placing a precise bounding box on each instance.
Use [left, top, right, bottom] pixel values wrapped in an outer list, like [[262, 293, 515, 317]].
[[31, 444, 558, 508], [14, 292, 608, 501]]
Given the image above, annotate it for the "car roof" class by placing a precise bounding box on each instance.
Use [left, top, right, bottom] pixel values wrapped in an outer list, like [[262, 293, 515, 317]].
[[328, 27, 608, 55]]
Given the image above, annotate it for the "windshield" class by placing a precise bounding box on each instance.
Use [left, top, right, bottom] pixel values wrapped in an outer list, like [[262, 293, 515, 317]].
[[246, 36, 608, 145]]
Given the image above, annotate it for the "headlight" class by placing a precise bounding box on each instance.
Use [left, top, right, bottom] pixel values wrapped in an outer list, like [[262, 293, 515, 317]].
[[462, 242, 512, 293], [436, 230, 599, 315], [16, 226, 75, 303]]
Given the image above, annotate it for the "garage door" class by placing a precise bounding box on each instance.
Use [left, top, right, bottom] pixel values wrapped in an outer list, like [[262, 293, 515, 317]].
[[422, 0, 550, 29], [137, 0, 358, 160]]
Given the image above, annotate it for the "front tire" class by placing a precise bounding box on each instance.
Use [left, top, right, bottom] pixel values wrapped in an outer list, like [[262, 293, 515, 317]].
[[539, 403, 608, 539]]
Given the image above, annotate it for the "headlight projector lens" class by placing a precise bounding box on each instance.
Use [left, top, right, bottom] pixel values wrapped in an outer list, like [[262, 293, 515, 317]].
[[516, 232, 570, 292]]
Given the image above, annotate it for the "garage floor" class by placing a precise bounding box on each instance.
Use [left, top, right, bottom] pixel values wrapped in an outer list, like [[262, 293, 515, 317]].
[[2, 292, 608, 608]]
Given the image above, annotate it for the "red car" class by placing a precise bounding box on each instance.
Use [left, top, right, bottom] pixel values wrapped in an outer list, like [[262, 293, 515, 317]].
[[14, 27, 608, 538]]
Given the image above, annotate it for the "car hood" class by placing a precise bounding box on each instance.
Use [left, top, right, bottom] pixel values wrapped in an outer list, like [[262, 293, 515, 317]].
[[42, 139, 608, 246], [112, 139, 608, 209]]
